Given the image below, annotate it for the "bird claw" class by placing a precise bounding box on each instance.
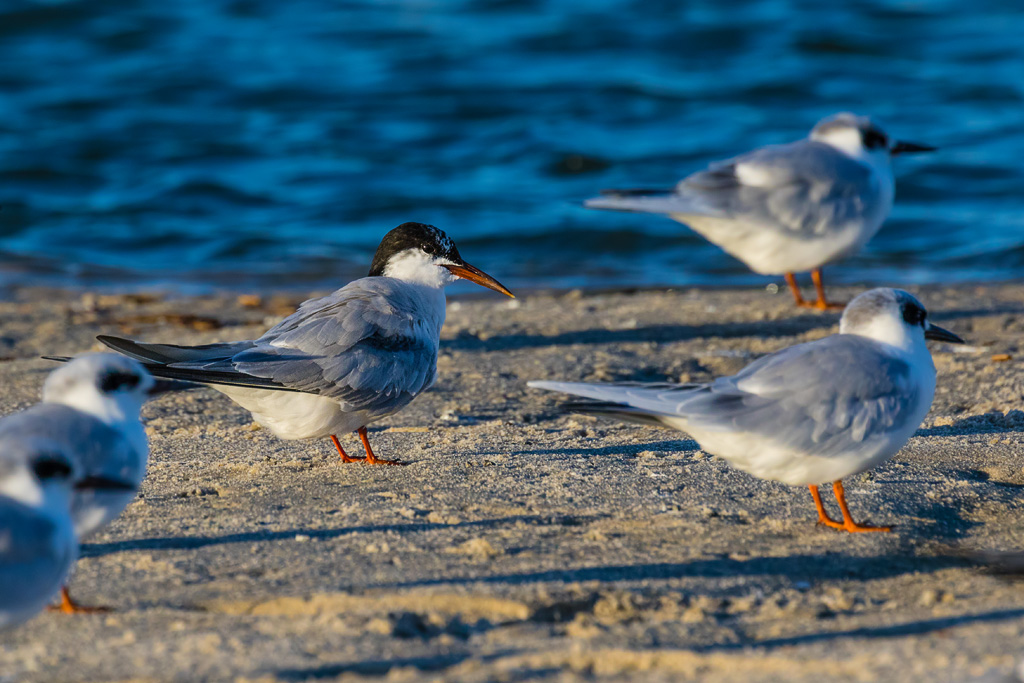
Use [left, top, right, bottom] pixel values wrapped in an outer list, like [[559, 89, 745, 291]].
[[817, 517, 891, 533], [48, 589, 112, 614], [797, 300, 846, 311], [364, 456, 406, 466]]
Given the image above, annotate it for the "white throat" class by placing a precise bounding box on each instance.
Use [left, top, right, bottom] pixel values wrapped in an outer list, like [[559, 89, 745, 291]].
[[47, 388, 150, 461], [48, 386, 137, 426], [0, 467, 45, 507]]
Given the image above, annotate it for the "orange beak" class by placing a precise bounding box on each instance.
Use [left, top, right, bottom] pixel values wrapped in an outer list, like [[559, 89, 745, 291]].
[[443, 262, 515, 298]]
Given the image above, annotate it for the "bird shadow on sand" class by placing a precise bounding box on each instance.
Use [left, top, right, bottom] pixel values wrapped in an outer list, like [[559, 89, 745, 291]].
[[365, 551, 971, 592], [479, 438, 700, 459], [928, 302, 1024, 323], [271, 601, 1024, 679], [79, 514, 602, 559], [273, 653, 511, 681], [916, 411, 1024, 437], [441, 314, 835, 353], [441, 297, 1024, 355], [698, 606, 1024, 654]]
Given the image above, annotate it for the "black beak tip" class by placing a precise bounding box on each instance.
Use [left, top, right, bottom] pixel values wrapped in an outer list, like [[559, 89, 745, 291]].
[[891, 141, 937, 155], [925, 324, 965, 344], [74, 476, 136, 492], [148, 378, 200, 396]]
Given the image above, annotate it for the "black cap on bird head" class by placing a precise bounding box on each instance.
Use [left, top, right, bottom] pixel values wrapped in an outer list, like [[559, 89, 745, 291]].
[[368, 223, 461, 277], [367, 222, 514, 297]]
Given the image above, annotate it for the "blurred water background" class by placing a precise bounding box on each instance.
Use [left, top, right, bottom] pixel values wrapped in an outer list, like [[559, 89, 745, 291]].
[[0, 0, 1021, 293]]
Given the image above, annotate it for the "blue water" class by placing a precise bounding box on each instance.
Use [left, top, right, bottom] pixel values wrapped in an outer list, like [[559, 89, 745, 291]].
[[0, 0, 1022, 293]]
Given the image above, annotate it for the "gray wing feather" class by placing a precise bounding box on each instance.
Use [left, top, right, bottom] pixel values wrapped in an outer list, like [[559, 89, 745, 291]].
[[677, 141, 876, 236], [587, 140, 877, 238], [584, 193, 705, 215], [530, 335, 918, 458], [672, 336, 918, 456], [0, 405, 141, 483], [97, 336, 253, 365], [175, 280, 437, 415]]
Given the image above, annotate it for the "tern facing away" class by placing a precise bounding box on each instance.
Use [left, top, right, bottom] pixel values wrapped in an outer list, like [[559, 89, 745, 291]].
[[2, 354, 154, 612], [585, 113, 935, 310], [92, 223, 514, 465], [530, 288, 963, 533]]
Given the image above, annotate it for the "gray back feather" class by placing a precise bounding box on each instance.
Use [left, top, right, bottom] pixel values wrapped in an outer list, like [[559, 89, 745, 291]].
[[175, 278, 439, 417], [0, 404, 139, 483], [668, 335, 917, 456], [677, 140, 878, 237], [533, 335, 918, 459]]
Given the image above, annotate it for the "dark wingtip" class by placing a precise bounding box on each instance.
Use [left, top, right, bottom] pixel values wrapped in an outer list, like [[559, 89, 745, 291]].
[[599, 188, 673, 198], [40, 355, 72, 363]]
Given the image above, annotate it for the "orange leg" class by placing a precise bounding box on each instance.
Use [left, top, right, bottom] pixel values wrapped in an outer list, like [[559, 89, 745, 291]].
[[810, 481, 891, 533], [830, 480, 890, 533], [810, 269, 846, 311], [330, 434, 362, 463], [358, 426, 404, 466], [784, 272, 810, 307], [47, 586, 111, 614], [808, 484, 844, 528]]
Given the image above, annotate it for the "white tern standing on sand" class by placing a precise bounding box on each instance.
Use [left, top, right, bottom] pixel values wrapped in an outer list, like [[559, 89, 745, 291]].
[[91, 222, 514, 466], [585, 113, 935, 310], [0, 437, 79, 628], [530, 288, 963, 532], [4, 354, 156, 612]]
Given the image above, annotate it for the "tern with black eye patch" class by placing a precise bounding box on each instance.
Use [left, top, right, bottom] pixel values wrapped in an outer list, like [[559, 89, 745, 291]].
[[586, 113, 935, 310], [530, 288, 963, 533], [2, 353, 160, 613], [0, 438, 79, 629], [87, 222, 514, 466]]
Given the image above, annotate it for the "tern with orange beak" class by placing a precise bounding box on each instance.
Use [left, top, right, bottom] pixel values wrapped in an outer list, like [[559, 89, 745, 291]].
[[90, 223, 514, 465]]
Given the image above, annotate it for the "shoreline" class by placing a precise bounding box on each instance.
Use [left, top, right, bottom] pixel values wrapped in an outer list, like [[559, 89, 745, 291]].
[[2, 272, 1022, 305], [0, 283, 1023, 681]]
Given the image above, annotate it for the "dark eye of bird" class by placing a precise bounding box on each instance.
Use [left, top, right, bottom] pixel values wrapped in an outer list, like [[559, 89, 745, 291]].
[[902, 302, 926, 327], [33, 456, 72, 481], [421, 242, 437, 255], [863, 128, 889, 150], [100, 370, 141, 393]]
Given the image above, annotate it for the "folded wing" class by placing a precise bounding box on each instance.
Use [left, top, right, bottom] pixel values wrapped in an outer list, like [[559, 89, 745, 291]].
[[586, 140, 878, 238], [531, 335, 919, 459], [100, 279, 439, 417]]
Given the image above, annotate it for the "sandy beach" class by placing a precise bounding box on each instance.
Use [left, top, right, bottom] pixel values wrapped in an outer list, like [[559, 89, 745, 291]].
[[1, 282, 1023, 682]]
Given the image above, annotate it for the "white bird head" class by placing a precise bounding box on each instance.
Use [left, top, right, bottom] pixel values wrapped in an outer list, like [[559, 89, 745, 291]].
[[810, 112, 935, 164], [42, 353, 155, 426], [0, 435, 77, 510], [840, 288, 964, 352], [368, 222, 514, 297]]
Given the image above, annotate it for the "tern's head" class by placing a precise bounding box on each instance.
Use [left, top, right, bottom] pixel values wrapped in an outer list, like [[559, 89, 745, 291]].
[[0, 435, 77, 510], [42, 353, 155, 424], [810, 113, 935, 163], [840, 288, 963, 352], [368, 222, 514, 297]]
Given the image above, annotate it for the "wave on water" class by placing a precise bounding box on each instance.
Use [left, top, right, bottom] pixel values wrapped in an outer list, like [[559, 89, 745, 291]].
[[0, 0, 1021, 292]]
